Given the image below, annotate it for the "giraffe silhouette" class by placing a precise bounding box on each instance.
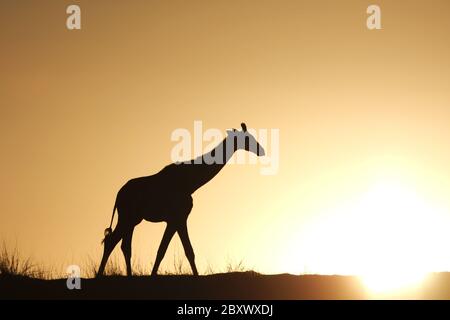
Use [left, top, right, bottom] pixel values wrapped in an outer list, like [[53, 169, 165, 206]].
[[97, 123, 265, 277]]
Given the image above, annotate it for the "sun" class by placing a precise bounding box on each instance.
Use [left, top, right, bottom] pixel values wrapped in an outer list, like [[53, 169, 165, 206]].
[[354, 180, 431, 294], [296, 176, 448, 295]]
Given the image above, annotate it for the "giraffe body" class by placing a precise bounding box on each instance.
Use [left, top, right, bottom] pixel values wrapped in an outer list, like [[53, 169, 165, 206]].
[[96, 123, 265, 277]]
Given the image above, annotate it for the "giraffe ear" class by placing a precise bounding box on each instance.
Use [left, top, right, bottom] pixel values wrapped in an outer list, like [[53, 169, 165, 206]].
[[226, 129, 236, 136]]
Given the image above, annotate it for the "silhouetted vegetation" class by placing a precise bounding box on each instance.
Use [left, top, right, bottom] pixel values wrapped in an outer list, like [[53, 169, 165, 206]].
[[3, 244, 450, 299], [0, 243, 49, 279]]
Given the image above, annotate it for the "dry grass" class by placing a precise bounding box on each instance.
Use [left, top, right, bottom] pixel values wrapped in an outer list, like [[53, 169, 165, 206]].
[[225, 258, 247, 273], [83, 254, 150, 277], [0, 242, 250, 279], [0, 243, 49, 279], [160, 251, 191, 275]]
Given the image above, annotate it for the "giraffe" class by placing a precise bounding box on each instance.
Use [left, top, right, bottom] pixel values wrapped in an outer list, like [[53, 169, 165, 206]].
[[96, 123, 265, 277]]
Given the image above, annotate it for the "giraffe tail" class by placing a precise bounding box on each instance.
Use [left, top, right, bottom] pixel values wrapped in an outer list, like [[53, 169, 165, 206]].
[[102, 228, 113, 244], [101, 197, 117, 245]]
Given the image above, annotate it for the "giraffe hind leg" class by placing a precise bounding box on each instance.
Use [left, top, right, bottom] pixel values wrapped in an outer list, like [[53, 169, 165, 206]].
[[97, 226, 123, 277], [121, 228, 134, 277]]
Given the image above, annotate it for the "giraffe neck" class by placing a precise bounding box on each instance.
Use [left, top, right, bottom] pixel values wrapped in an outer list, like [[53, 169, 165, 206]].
[[163, 136, 237, 194], [194, 136, 235, 165], [187, 137, 236, 189]]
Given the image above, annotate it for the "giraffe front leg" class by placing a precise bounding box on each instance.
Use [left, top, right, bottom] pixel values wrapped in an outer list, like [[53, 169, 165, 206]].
[[151, 224, 176, 276], [178, 222, 198, 276]]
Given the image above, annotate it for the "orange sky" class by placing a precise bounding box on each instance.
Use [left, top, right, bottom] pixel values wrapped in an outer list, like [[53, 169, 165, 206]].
[[1, 0, 450, 277]]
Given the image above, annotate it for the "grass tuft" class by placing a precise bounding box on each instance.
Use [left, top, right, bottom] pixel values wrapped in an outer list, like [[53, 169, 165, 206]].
[[0, 242, 49, 279]]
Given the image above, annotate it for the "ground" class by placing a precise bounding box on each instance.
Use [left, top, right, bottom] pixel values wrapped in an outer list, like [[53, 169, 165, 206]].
[[2, 271, 450, 299]]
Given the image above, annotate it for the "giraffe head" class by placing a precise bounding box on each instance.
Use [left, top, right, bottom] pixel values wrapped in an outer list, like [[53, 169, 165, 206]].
[[226, 123, 266, 156]]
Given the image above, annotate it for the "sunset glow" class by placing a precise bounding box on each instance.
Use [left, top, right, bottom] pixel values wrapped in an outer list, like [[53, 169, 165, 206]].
[[290, 172, 449, 294], [2, 1, 450, 300], [356, 180, 433, 293]]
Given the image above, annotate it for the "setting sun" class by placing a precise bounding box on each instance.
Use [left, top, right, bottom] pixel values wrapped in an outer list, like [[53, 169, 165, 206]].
[[293, 171, 449, 295], [356, 180, 433, 294]]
